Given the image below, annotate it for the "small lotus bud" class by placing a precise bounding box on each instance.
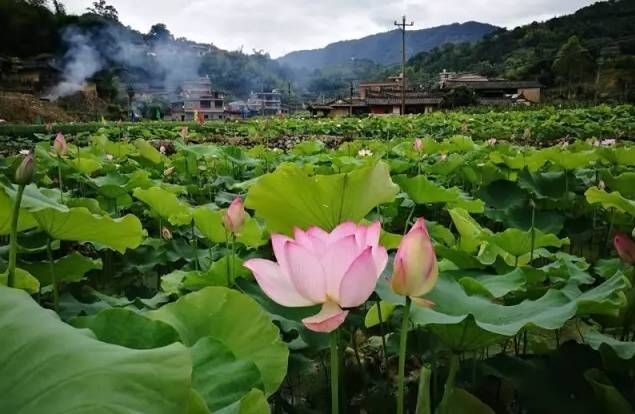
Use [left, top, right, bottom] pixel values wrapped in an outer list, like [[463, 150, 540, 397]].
[[413, 138, 423, 152], [223, 197, 246, 234], [15, 153, 35, 185], [163, 167, 175, 176], [159, 145, 166, 154], [161, 227, 172, 240], [53, 133, 67, 156], [106, 154, 114, 161], [598, 180, 606, 191], [180, 127, 189, 139]]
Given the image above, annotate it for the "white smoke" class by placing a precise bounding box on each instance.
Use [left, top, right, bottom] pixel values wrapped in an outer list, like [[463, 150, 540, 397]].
[[48, 30, 103, 99]]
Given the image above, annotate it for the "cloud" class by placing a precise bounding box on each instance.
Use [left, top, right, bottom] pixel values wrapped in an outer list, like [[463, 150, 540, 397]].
[[62, 0, 598, 57]]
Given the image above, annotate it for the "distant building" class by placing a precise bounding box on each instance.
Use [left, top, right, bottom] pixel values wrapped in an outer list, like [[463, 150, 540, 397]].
[[248, 90, 283, 115], [308, 71, 542, 117], [0, 55, 61, 94], [169, 77, 225, 121], [439, 70, 543, 104]]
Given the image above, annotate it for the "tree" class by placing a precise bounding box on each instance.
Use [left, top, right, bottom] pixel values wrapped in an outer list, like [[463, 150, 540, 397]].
[[146, 23, 174, 43], [552, 36, 594, 98], [52, 0, 65, 15], [87, 0, 118, 21]]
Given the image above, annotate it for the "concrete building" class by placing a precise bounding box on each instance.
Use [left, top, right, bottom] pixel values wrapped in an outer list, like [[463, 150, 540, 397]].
[[247, 90, 283, 115], [169, 77, 225, 121]]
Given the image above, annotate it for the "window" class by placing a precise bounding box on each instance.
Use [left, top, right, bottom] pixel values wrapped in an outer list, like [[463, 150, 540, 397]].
[[200, 100, 211, 109], [215, 100, 223, 109]]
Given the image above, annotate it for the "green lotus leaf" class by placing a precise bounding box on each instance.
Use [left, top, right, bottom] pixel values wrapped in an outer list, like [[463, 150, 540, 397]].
[[0, 187, 37, 234], [448, 208, 491, 253], [68, 157, 102, 175], [33, 207, 144, 254], [456, 267, 528, 298], [583, 329, 635, 360], [91, 173, 130, 198], [548, 150, 598, 170], [175, 141, 223, 159], [518, 169, 568, 200], [395, 175, 484, 213], [438, 387, 495, 414], [215, 389, 271, 414], [1, 182, 67, 213], [147, 287, 288, 396], [134, 186, 193, 225], [193, 206, 267, 248], [405, 271, 628, 337], [191, 337, 264, 411], [245, 161, 398, 235], [364, 300, 397, 328], [0, 268, 40, 293], [585, 187, 635, 216], [72, 308, 180, 349], [19, 251, 102, 284], [134, 139, 162, 164], [478, 180, 527, 210], [601, 171, 635, 199], [584, 369, 634, 414], [485, 227, 569, 258], [0, 286, 193, 414]]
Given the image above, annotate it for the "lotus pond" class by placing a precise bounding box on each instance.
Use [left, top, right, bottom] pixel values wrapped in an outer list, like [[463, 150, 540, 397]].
[[1, 109, 635, 414]]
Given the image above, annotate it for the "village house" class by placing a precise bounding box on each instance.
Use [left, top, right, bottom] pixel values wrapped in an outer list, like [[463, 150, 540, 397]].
[[247, 90, 283, 115], [0, 54, 61, 94], [308, 71, 543, 117], [169, 77, 225, 121]]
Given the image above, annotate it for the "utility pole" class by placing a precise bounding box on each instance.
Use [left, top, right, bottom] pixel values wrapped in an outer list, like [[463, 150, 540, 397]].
[[349, 80, 354, 116], [394, 16, 413, 115]]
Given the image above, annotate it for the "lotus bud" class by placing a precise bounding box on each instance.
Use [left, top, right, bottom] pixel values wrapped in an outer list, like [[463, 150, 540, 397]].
[[159, 145, 166, 154], [440, 153, 448, 161], [161, 227, 173, 240], [180, 126, 189, 139], [391, 218, 438, 301], [53, 132, 67, 156], [223, 197, 246, 234], [106, 154, 114, 161], [15, 153, 35, 185], [413, 138, 423, 152], [614, 232, 635, 264], [598, 180, 606, 191], [163, 167, 175, 176]]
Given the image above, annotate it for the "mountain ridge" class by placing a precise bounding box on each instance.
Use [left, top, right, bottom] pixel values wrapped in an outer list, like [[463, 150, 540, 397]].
[[278, 21, 498, 70]]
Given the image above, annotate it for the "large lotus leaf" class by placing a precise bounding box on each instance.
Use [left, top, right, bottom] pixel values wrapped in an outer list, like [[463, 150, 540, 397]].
[[601, 171, 635, 199], [405, 271, 628, 337], [0, 268, 40, 293], [245, 161, 398, 235], [438, 387, 495, 414], [485, 228, 569, 258], [448, 208, 491, 253], [134, 187, 193, 225], [584, 369, 634, 414], [193, 206, 267, 248], [478, 180, 527, 210], [175, 141, 223, 159], [91, 173, 129, 198], [215, 389, 271, 414], [72, 308, 180, 349], [1, 182, 68, 212], [68, 157, 103, 175], [583, 329, 635, 360], [147, 287, 288, 395], [20, 251, 102, 284], [0, 286, 193, 414], [134, 139, 162, 164], [456, 267, 528, 298], [548, 150, 598, 170], [517, 169, 567, 200], [32, 207, 143, 254], [191, 337, 264, 411], [0, 188, 37, 234], [585, 187, 635, 216], [395, 175, 484, 213]]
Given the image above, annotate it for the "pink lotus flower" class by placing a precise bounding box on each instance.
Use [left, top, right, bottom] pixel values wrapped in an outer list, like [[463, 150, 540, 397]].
[[390, 218, 438, 304], [223, 197, 246, 234], [614, 232, 635, 264], [413, 138, 423, 152], [53, 133, 67, 156], [245, 222, 388, 332]]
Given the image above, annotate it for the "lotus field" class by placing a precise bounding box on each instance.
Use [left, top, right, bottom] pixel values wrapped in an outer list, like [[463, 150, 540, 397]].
[[2, 106, 635, 414]]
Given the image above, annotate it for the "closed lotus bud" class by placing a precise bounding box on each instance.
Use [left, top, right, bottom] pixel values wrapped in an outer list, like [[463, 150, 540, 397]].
[[223, 197, 246, 234], [161, 227, 172, 240], [159, 145, 166, 154], [413, 138, 423, 152], [632, 227, 635, 239], [15, 153, 35, 185], [391, 218, 439, 299], [163, 167, 175, 176], [614, 232, 635, 264], [53, 132, 67, 156], [180, 126, 189, 139]]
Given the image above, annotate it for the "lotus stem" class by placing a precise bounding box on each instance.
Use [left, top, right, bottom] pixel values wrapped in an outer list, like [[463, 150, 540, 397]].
[[438, 354, 459, 414], [7, 184, 26, 288], [47, 237, 59, 311], [330, 329, 340, 414], [191, 220, 200, 271], [415, 365, 432, 414], [529, 199, 536, 263], [375, 297, 389, 371], [57, 157, 64, 203], [397, 296, 412, 414]]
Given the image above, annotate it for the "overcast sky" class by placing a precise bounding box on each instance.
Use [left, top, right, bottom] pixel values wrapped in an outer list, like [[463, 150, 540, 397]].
[[62, 0, 599, 58]]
